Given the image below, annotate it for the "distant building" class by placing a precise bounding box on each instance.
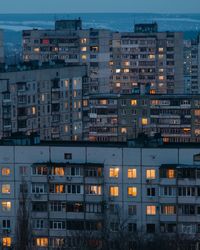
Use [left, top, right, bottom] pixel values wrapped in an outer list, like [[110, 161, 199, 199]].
[[0, 62, 87, 141], [22, 20, 184, 95], [1, 141, 200, 248], [0, 29, 4, 64]]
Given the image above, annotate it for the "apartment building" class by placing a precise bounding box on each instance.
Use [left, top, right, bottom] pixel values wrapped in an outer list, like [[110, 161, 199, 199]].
[[22, 20, 112, 94], [1, 141, 200, 249], [0, 30, 4, 64], [0, 62, 87, 141], [183, 36, 200, 94], [83, 94, 200, 143], [111, 24, 184, 94], [22, 20, 184, 95]]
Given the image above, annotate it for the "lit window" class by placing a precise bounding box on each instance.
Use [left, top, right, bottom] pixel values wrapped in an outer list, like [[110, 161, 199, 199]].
[[131, 100, 137, 106], [32, 106, 36, 115], [194, 110, 200, 116], [109, 168, 119, 178], [124, 68, 130, 73], [149, 54, 155, 59], [146, 169, 156, 179], [159, 54, 164, 59], [128, 187, 137, 197], [121, 128, 127, 134], [36, 238, 48, 247], [116, 69, 121, 73], [110, 186, 119, 197], [55, 185, 65, 193], [124, 61, 130, 66], [81, 38, 87, 44], [99, 99, 107, 105], [146, 205, 156, 215], [34, 48, 40, 52], [142, 118, 148, 125], [81, 47, 87, 52], [2, 201, 11, 211], [81, 55, 87, 60], [158, 48, 164, 52], [116, 82, 121, 88], [86, 185, 102, 195], [2, 168, 10, 176], [161, 205, 176, 215], [159, 68, 164, 73], [83, 100, 88, 107], [53, 167, 65, 176], [2, 237, 11, 247], [128, 169, 137, 178], [64, 125, 68, 133], [2, 184, 11, 194], [159, 76, 164, 81], [150, 89, 156, 95], [109, 61, 114, 66], [65, 80, 69, 88], [167, 169, 175, 179]]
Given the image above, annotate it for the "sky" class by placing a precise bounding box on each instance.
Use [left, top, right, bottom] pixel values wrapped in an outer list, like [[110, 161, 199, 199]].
[[0, 0, 199, 13]]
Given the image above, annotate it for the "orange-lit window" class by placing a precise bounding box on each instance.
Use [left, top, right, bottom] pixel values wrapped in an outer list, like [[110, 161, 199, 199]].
[[83, 100, 88, 107], [109, 61, 114, 66], [142, 118, 148, 125], [110, 186, 119, 197], [146, 169, 156, 179], [195, 110, 200, 116], [150, 89, 156, 94], [2, 168, 10, 176], [146, 205, 156, 215], [109, 168, 119, 178], [53, 167, 64, 176], [161, 205, 176, 215], [121, 128, 127, 134], [124, 61, 130, 66], [124, 68, 130, 73], [99, 99, 107, 105], [128, 187, 137, 197], [36, 238, 48, 247], [167, 169, 175, 179], [2, 201, 11, 211], [81, 38, 87, 44], [131, 100, 137, 106], [2, 237, 11, 247], [159, 76, 164, 81], [2, 184, 11, 194], [32, 106, 36, 115], [55, 185, 65, 193], [128, 168, 137, 178]]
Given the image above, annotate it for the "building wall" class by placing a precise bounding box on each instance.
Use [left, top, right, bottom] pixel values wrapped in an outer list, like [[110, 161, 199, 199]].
[[0, 30, 4, 64], [0, 144, 200, 248]]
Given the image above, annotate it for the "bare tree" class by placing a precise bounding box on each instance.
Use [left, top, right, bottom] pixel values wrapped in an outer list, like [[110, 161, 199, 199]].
[[15, 179, 32, 250]]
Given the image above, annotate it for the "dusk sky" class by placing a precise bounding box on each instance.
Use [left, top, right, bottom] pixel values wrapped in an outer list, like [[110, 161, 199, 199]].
[[0, 0, 200, 13]]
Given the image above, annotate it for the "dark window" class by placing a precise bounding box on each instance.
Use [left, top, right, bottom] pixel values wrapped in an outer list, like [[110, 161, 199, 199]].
[[147, 224, 155, 233], [64, 153, 72, 160]]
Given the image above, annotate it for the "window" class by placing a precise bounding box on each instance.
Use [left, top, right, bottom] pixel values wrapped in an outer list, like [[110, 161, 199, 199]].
[[146, 169, 156, 179], [51, 167, 64, 176], [86, 203, 102, 213], [85, 185, 101, 195], [2, 201, 11, 211], [110, 222, 119, 232], [67, 185, 83, 194], [146, 206, 156, 215], [36, 238, 48, 247], [33, 219, 44, 229], [85, 167, 102, 177], [50, 184, 65, 194], [128, 187, 137, 197], [81, 47, 87, 52], [32, 202, 48, 212], [160, 186, 176, 197], [32, 165, 48, 175], [147, 224, 155, 233], [128, 205, 137, 215], [50, 221, 66, 230], [131, 99, 137, 106], [70, 167, 81, 176], [121, 128, 127, 134], [167, 169, 175, 179], [128, 168, 137, 178], [2, 184, 11, 194], [1, 168, 10, 176], [109, 168, 119, 178], [147, 187, 155, 197], [2, 237, 11, 247], [142, 118, 148, 125], [128, 223, 137, 232], [110, 186, 119, 197], [2, 220, 10, 229], [81, 55, 87, 60], [32, 184, 45, 194], [64, 153, 72, 160], [161, 205, 176, 215]]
